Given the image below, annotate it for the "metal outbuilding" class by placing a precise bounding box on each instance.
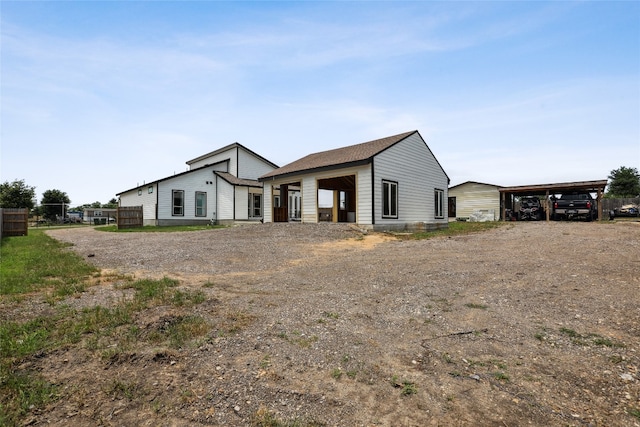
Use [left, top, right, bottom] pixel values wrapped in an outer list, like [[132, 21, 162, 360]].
[[499, 180, 608, 221]]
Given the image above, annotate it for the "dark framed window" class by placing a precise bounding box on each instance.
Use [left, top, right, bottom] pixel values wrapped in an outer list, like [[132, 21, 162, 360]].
[[434, 188, 444, 219], [195, 192, 207, 217], [382, 180, 398, 219], [148, 186, 153, 194], [172, 190, 184, 216]]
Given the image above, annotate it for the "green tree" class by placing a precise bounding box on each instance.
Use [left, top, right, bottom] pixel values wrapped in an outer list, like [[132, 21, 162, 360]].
[[41, 189, 71, 221], [103, 198, 118, 208], [607, 166, 640, 197], [0, 179, 36, 209]]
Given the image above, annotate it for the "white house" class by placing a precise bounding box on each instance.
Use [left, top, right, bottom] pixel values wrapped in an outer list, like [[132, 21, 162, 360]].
[[447, 181, 502, 222], [259, 130, 449, 232], [117, 143, 278, 226]]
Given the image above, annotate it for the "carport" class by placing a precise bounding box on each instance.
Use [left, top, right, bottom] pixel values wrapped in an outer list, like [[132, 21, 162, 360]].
[[499, 180, 608, 221]]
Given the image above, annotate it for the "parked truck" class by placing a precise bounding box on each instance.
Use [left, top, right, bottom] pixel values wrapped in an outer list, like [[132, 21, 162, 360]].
[[551, 192, 598, 221]]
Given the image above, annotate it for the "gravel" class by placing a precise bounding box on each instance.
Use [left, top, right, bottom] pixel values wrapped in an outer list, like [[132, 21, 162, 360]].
[[24, 221, 640, 426]]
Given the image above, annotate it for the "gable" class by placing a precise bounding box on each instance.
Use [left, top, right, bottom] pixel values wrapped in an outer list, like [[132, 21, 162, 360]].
[[260, 131, 418, 181]]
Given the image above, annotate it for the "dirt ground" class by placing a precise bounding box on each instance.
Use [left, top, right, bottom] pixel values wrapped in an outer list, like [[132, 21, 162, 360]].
[[9, 221, 640, 426]]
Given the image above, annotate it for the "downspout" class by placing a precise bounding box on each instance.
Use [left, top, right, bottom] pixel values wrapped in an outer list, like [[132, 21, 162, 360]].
[[370, 159, 376, 225], [155, 183, 159, 226], [214, 173, 219, 225]]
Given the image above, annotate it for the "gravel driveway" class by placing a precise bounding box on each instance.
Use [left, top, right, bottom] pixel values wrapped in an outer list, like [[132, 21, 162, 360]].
[[37, 221, 640, 426]]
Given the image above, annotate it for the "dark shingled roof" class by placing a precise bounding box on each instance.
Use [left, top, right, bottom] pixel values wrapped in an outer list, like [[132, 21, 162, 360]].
[[214, 171, 263, 188], [260, 131, 417, 180]]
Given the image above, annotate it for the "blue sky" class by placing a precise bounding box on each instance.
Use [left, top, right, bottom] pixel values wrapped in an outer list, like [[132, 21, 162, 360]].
[[1, 1, 638, 206]]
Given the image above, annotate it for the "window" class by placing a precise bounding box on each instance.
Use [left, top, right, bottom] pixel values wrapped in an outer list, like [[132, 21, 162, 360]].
[[138, 189, 142, 196], [148, 186, 153, 194], [382, 180, 398, 218], [434, 189, 444, 219], [252, 194, 262, 217], [195, 192, 206, 217], [172, 190, 184, 216]]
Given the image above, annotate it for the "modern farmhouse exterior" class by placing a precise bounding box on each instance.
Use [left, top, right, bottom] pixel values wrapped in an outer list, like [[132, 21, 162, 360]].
[[447, 181, 502, 222], [116, 143, 278, 226], [259, 130, 449, 231]]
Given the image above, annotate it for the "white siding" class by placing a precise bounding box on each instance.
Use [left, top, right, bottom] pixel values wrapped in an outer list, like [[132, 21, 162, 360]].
[[188, 146, 237, 175], [216, 179, 234, 221], [235, 187, 249, 220], [119, 184, 158, 225], [263, 184, 273, 223], [301, 176, 318, 223], [157, 168, 216, 222], [238, 148, 276, 180], [448, 182, 500, 220], [373, 133, 448, 228]]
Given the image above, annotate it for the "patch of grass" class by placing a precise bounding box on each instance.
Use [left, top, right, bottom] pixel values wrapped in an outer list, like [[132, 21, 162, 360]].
[[1, 231, 213, 425], [166, 316, 210, 349], [402, 221, 504, 240], [558, 327, 625, 348], [492, 371, 510, 382], [218, 311, 256, 336], [559, 327, 579, 338], [105, 378, 138, 400], [464, 302, 488, 310], [322, 311, 340, 320], [96, 224, 225, 233], [0, 366, 58, 425], [331, 368, 343, 379], [0, 230, 97, 296], [401, 381, 417, 396], [252, 406, 326, 427], [260, 355, 271, 370], [628, 407, 640, 420]]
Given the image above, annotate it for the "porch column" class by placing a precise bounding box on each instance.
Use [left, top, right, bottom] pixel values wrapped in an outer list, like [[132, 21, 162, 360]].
[[281, 184, 289, 221], [332, 190, 339, 223]]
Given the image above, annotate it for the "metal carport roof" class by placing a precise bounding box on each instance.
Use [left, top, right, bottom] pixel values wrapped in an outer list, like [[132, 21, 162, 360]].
[[498, 179, 608, 221]]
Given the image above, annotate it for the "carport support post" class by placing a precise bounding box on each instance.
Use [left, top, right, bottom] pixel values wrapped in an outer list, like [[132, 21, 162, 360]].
[[597, 187, 602, 221], [545, 190, 550, 221], [332, 190, 339, 223]]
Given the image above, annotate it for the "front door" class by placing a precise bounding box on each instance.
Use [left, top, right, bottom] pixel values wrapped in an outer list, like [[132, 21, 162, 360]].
[[249, 194, 262, 218]]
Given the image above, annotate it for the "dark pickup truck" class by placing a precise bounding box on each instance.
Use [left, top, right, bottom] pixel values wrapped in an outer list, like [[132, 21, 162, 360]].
[[552, 192, 598, 221]]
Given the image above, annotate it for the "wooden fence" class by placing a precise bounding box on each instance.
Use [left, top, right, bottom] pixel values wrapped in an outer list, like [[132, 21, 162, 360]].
[[1, 208, 29, 237], [117, 206, 143, 229]]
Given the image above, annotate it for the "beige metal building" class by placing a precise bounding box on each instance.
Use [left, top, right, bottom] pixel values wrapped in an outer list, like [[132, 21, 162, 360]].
[[448, 181, 501, 221]]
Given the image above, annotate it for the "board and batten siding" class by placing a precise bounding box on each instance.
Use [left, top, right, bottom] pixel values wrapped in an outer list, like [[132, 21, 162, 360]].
[[235, 186, 249, 221], [215, 179, 234, 223], [156, 168, 216, 224], [119, 184, 158, 226], [188, 146, 236, 174], [238, 148, 276, 180], [448, 182, 500, 220], [373, 133, 448, 228]]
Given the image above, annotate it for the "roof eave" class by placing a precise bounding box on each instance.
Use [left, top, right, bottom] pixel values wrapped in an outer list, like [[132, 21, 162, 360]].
[[259, 158, 372, 182]]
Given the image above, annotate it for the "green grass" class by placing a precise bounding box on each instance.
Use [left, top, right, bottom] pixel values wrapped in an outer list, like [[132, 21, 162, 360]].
[[404, 221, 504, 240], [0, 230, 98, 295], [559, 327, 625, 348], [96, 224, 225, 233], [0, 231, 212, 425]]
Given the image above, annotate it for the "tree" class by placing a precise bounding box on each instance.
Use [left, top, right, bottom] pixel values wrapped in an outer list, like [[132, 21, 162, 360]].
[[0, 179, 36, 209], [41, 189, 71, 221], [607, 166, 640, 197], [103, 198, 118, 208]]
